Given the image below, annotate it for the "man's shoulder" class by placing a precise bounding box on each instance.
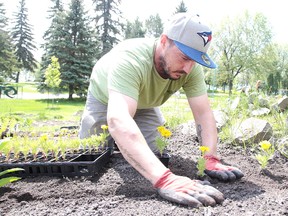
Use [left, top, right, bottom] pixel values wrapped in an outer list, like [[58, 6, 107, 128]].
[[114, 38, 156, 53], [110, 38, 156, 68], [121, 37, 156, 45]]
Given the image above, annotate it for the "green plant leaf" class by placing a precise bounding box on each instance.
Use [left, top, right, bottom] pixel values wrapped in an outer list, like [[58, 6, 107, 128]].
[[0, 168, 24, 177], [0, 138, 11, 151], [0, 176, 22, 187]]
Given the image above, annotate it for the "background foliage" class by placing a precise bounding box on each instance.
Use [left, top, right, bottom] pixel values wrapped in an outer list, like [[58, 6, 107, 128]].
[[0, 0, 287, 99]]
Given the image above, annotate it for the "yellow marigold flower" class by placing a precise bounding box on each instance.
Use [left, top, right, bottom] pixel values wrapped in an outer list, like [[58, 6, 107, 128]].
[[199, 146, 210, 153], [162, 130, 172, 138], [157, 126, 166, 134], [101, 125, 108, 130], [157, 126, 171, 138], [260, 141, 271, 151]]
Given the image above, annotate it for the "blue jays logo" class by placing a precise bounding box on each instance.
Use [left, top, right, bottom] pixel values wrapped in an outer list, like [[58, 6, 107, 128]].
[[197, 31, 212, 47]]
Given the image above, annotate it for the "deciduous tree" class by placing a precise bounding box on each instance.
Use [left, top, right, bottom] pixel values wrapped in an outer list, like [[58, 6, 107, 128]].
[[214, 11, 272, 95]]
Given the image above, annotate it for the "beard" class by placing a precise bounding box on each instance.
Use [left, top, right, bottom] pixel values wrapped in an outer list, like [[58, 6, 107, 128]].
[[159, 55, 185, 80]]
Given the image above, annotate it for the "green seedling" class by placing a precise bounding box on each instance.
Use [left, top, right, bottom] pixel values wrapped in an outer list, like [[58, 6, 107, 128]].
[[255, 140, 275, 169], [197, 146, 210, 177], [0, 168, 25, 187], [155, 126, 172, 156]]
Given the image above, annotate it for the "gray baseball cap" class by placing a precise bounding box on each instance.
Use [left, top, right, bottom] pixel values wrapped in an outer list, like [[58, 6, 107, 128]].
[[163, 13, 216, 69]]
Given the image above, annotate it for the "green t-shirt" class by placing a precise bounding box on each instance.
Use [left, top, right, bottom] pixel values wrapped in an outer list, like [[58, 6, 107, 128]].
[[89, 38, 207, 109]]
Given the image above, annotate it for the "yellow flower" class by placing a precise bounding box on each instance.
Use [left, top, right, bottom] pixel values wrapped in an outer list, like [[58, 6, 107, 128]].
[[157, 126, 172, 138], [259, 141, 271, 151], [101, 125, 108, 130], [199, 146, 210, 154], [256, 140, 275, 169], [162, 130, 172, 138], [157, 126, 166, 134]]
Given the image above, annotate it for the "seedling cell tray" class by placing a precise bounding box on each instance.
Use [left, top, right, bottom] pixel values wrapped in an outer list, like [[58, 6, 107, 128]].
[[158, 153, 171, 168], [0, 149, 112, 177]]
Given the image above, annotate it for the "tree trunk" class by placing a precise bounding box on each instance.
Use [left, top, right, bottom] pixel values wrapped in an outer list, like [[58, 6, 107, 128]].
[[15, 71, 20, 83], [68, 84, 73, 100], [229, 80, 233, 96]]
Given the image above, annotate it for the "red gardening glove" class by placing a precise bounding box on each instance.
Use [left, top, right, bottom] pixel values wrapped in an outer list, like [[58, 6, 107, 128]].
[[204, 155, 244, 182], [154, 169, 224, 207]]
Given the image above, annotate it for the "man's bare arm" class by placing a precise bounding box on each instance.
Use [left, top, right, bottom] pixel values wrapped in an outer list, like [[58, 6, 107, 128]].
[[188, 94, 218, 156], [107, 90, 168, 184]]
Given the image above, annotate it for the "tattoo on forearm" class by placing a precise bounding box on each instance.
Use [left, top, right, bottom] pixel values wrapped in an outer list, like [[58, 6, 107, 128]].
[[196, 124, 203, 145]]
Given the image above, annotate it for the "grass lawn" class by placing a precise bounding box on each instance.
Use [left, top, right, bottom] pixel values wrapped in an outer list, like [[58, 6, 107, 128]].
[[160, 92, 231, 128], [0, 85, 232, 130], [0, 98, 86, 121], [3, 82, 39, 93]]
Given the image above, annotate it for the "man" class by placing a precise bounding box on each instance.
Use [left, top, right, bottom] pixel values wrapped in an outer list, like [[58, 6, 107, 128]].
[[79, 13, 243, 207]]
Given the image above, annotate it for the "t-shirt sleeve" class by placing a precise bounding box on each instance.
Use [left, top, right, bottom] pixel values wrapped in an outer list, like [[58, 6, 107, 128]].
[[107, 52, 144, 101], [182, 64, 207, 98]]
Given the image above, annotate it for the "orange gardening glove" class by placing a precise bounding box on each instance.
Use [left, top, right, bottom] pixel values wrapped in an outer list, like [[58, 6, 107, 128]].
[[154, 169, 224, 207], [204, 155, 244, 182]]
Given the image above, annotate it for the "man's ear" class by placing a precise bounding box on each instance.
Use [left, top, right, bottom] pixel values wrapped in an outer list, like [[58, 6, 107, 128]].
[[160, 34, 168, 47]]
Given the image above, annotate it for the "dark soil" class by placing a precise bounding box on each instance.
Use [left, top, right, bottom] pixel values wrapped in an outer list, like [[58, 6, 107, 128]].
[[0, 121, 287, 216]]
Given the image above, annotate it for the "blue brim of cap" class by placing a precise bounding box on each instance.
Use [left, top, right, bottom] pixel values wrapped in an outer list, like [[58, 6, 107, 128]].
[[174, 41, 217, 69]]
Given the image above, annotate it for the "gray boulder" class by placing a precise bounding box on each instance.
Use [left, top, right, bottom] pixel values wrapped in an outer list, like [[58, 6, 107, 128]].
[[233, 117, 273, 145], [251, 108, 270, 117], [271, 96, 288, 112], [276, 136, 288, 158], [213, 110, 229, 131]]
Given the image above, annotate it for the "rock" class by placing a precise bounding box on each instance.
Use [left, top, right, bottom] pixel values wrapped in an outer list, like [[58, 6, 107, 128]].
[[231, 97, 240, 110], [213, 110, 229, 131], [251, 108, 270, 117], [258, 96, 269, 108], [271, 96, 288, 112], [276, 136, 288, 158], [179, 121, 196, 135], [248, 92, 258, 104], [233, 117, 273, 145]]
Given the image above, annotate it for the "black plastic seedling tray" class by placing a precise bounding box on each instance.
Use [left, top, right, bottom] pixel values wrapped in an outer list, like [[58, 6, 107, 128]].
[[158, 153, 171, 168], [0, 148, 112, 178]]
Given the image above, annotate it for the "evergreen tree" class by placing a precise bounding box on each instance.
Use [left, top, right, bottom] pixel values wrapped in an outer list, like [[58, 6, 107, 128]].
[[61, 0, 98, 99], [41, 0, 98, 99], [145, 14, 163, 38], [93, 0, 123, 56], [48, 0, 64, 14], [38, 0, 66, 90], [11, 0, 37, 83], [124, 17, 146, 39], [0, 3, 19, 82], [174, 0, 188, 14]]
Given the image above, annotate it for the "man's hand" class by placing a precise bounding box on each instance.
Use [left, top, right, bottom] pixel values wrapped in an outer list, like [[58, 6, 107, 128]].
[[204, 155, 244, 182], [154, 169, 224, 208]]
